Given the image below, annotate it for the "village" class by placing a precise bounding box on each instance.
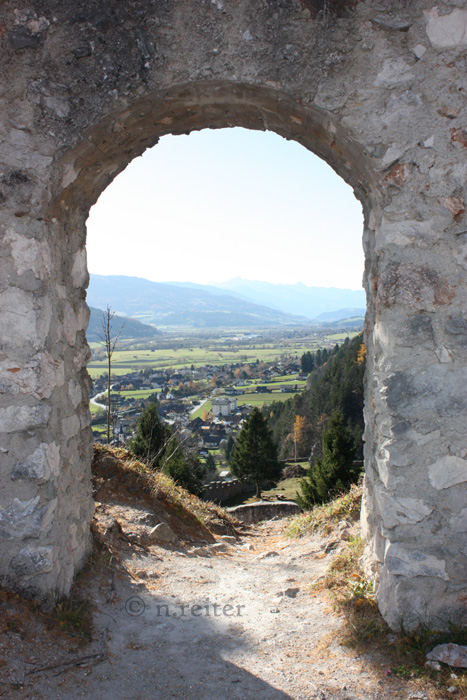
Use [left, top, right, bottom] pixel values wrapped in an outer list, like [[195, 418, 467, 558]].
[[90, 354, 311, 484], [91, 358, 307, 434]]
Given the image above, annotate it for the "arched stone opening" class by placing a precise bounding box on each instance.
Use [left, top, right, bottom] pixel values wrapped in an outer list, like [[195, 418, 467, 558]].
[[1, 0, 466, 632], [48, 78, 378, 592]]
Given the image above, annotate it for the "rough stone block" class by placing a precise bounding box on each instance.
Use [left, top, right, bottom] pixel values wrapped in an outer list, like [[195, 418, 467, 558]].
[[0, 288, 38, 349], [10, 546, 54, 576], [428, 456, 467, 490], [0, 496, 57, 539], [5, 229, 52, 280], [380, 495, 433, 530], [425, 8, 467, 49], [11, 442, 60, 484], [0, 405, 50, 433], [384, 543, 449, 580]]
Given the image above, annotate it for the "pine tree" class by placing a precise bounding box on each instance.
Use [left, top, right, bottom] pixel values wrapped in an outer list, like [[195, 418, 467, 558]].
[[230, 407, 282, 498], [205, 453, 216, 473], [129, 401, 168, 468], [300, 351, 315, 374], [225, 435, 235, 463], [297, 411, 360, 508], [163, 447, 206, 496], [129, 402, 207, 495]]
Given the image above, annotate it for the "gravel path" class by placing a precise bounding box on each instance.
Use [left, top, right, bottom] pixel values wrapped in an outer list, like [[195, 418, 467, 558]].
[[2, 518, 446, 700]]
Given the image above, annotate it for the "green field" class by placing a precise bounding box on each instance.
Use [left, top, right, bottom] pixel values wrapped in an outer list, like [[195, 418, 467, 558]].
[[237, 391, 298, 407], [326, 331, 360, 341], [190, 389, 301, 420], [191, 400, 213, 419], [86, 335, 334, 379], [117, 388, 161, 400]]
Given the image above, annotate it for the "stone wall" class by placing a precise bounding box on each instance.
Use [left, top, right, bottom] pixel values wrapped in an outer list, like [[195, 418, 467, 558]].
[[227, 501, 302, 524], [0, 0, 466, 630], [203, 479, 255, 505]]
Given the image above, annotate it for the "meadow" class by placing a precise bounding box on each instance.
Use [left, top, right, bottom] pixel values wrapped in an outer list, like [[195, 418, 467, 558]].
[[86, 331, 336, 378], [190, 389, 302, 420]]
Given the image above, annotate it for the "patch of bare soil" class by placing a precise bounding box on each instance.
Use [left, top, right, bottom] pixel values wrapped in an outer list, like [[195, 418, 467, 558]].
[[0, 450, 463, 700]]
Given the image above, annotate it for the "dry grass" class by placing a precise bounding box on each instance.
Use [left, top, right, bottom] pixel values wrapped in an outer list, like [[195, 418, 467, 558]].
[[51, 596, 93, 641], [314, 527, 467, 697], [287, 482, 467, 697], [285, 482, 362, 537], [92, 444, 239, 541], [327, 542, 467, 697]]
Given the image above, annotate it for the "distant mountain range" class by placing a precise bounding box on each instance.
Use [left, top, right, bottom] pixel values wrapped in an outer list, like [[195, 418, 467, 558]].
[[312, 308, 366, 323], [204, 278, 366, 319], [87, 306, 161, 342], [87, 276, 311, 328], [87, 275, 366, 329]]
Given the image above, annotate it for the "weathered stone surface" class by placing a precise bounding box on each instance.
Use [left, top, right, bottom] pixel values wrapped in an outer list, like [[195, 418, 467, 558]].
[[10, 546, 54, 576], [0, 496, 57, 539], [445, 316, 467, 346], [0, 405, 50, 433], [0, 0, 466, 633], [380, 496, 433, 530], [11, 443, 60, 484], [149, 522, 177, 544], [71, 248, 88, 288], [227, 501, 301, 523], [372, 15, 413, 32], [427, 644, 467, 669], [425, 8, 467, 49], [449, 509, 467, 532], [378, 264, 456, 311], [7, 26, 39, 50], [374, 59, 415, 88], [428, 456, 467, 490], [0, 288, 39, 349], [385, 543, 449, 581]]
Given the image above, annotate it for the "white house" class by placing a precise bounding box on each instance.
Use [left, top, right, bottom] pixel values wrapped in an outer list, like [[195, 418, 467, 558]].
[[212, 397, 237, 417]]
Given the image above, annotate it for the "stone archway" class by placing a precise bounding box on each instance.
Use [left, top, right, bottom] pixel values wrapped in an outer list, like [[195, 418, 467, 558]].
[[1, 0, 466, 631]]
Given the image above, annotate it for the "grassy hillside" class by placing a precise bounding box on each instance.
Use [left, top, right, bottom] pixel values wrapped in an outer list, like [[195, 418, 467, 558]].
[[92, 445, 238, 541], [267, 334, 365, 460]]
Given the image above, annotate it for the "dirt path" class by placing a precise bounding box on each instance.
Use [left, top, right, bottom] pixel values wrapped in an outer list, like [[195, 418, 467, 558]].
[[3, 514, 444, 700]]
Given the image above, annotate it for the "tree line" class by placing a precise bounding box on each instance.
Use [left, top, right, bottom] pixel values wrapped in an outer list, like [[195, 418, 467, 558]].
[[266, 334, 366, 505]]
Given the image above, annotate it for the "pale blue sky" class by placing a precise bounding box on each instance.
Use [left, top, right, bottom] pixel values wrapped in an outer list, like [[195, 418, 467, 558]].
[[86, 127, 364, 289]]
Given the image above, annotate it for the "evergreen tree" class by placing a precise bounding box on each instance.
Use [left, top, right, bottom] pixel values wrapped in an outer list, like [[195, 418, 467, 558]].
[[266, 334, 366, 462], [129, 401, 207, 494], [300, 351, 315, 374], [230, 407, 282, 498], [163, 448, 206, 496], [297, 411, 360, 508], [205, 453, 217, 473], [129, 401, 168, 468], [225, 435, 235, 463]]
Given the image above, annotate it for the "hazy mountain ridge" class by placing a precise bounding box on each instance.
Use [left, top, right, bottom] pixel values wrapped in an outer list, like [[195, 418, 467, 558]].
[[312, 308, 366, 323], [87, 307, 161, 342], [87, 275, 367, 329], [208, 278, 366, 319], [87, 275, 310, 328]]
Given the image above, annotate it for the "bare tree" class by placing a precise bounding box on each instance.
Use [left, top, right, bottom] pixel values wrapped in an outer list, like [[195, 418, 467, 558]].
[[100, 306, 125, 445]]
